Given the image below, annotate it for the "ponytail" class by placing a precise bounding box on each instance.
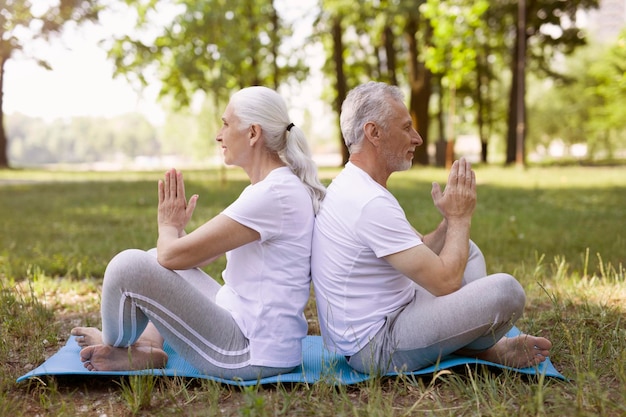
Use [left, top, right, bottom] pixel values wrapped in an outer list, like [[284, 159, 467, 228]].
[[283, 124, 326, 214]]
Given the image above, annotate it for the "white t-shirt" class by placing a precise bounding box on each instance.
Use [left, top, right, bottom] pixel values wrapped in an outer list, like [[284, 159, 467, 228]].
[[217, 167, 313, 368], [311, 162, 422, 355]]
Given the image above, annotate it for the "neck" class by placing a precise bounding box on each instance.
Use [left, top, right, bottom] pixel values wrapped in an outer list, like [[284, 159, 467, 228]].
[[349, 154, 391, 188], [244, 152, 286, 184]]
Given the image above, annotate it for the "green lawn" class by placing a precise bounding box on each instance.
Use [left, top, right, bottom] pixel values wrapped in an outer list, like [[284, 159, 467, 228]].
[[1, 165, 625, 416]]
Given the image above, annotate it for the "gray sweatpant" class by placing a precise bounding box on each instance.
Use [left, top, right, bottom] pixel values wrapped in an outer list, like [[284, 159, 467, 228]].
[[100, 248, 295, 380], [346, 241, 526, 374]]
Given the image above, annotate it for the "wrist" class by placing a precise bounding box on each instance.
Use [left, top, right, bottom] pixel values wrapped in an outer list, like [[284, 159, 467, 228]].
[[158, 224, 180, 238], [445, 216, 472, 228]]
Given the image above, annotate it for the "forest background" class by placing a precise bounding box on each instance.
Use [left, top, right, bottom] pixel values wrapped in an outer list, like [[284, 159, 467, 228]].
[[1, 0, 625, 170]]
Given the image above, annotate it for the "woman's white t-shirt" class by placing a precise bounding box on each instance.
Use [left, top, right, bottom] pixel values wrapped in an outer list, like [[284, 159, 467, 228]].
[[217, 167, 314, 368]]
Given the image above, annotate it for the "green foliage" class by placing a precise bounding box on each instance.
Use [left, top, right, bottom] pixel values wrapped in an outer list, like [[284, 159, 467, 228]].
[[421, 0, 489, 87], [316, 0, 404, 86], [0, 0, 101, 49], [7, 113, 159, 165], [160, 98, 223, 161], [0, 169, 245, 279], [0, 270, 57, 364], [313, 0, 603, 164], [528, 32, 626, 159], [388, 165, 626, 275], [108, 0, 307, 108]]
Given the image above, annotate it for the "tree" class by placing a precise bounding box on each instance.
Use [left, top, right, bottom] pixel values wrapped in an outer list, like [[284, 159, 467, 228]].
[[399, 0, 432, 166], [499, 0, 600, 165], [528, 32, 626, 160], [107, 0, 306, 117], [314, 0, 356, 165], [421, 0, 490, 166], [0, 0, 101, 169], [315, 0, 433, 165], [6, 113, 158, 164]]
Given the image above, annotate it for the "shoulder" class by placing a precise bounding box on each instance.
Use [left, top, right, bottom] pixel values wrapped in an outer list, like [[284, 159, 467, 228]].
[[325, 163, 392, 207]]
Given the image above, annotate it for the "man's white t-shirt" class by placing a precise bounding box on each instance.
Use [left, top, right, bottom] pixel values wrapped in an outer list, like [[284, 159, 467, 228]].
[[217, 167, 313, 368], [311, 162, 423, 355]]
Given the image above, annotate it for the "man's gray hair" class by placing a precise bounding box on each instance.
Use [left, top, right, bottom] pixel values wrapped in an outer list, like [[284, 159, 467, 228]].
[[339, 82, 405, 154]]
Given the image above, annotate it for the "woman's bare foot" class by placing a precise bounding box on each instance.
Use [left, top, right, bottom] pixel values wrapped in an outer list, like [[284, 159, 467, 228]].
[[474, 334, 552, 368], [71, 327, 103, 347], [79, 343, 168, 371]]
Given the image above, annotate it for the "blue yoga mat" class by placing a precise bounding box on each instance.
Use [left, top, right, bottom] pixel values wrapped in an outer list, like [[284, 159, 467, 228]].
[[17, 327, 564, 385]]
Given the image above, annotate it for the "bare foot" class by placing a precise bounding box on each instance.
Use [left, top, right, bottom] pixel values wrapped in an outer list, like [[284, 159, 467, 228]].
[[71, 327, 103, 347], [79, 343, 168, 371], [474, 334, 552, 368]]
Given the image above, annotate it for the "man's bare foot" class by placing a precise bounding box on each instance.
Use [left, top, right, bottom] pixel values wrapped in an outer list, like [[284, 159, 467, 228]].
[[71, 327, 103, 347], [79, 343, 168, 371], [473, 334, 552, 368]]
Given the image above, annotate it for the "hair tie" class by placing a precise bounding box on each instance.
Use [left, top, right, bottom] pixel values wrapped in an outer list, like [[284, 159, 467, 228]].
[[286, 122, 295, 132]]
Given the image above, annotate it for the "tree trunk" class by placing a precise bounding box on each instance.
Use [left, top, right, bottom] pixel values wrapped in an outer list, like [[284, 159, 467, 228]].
[[434, 75, 446, 167], [475, 52, 488, 164], [506, 0, 527, 166], [332, 16, 349, 166], [383, 25, 398, 85], [0, 55, 9, 169], [405, 16, 431, 166], [506, 42, 518, 165], [269, 1, 280, 89], [246, 0, 260, 87]]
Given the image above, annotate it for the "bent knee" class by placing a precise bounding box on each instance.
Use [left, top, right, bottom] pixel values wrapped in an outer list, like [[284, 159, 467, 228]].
[[489, 273, 526, 318], [103, 249, 156, 285]]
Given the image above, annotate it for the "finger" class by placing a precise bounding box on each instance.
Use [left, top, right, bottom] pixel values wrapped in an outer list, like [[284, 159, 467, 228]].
[[169, 169, 178, 197], [448, 160, 459, 185], [457, 158, 466, 184], [163, 170, 171, 199], [158, 179, 164, 204], [178, 171, 186, 202], [431, 182, 442, 201], [464, 161, 473, 184], [186, 194, 199, 217]]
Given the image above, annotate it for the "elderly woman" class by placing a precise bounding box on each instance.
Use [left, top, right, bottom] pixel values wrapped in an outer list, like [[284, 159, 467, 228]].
[[72, 86, 325, 380]]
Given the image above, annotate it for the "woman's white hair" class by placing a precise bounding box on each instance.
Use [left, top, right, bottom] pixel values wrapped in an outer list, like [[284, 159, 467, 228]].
[[340, 82, 405, 154], [229, 86, 326, 213]]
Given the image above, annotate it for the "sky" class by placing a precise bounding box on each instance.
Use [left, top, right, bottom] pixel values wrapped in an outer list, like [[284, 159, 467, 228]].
[[2, 0, 325, 128], [3, 4, 165, 124]]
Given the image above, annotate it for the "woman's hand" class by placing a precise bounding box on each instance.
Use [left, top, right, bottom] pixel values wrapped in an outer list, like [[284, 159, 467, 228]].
[[157, 168, 198, 237]]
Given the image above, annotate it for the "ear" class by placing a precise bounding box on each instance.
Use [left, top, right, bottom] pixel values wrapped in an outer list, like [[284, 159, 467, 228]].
[[363, 121, 381, 147], [248, 124, 262, 146]]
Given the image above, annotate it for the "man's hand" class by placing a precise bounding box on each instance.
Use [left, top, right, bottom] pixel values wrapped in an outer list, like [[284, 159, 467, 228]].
[[431, 158, 476, 222]]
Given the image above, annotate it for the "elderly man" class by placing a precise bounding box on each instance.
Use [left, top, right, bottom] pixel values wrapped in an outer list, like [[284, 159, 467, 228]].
[[311, 81, 551, 374]]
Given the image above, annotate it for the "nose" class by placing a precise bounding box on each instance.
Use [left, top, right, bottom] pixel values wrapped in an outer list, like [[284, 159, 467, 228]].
[[413, 128, 423, 146], [216, 129, 223, 143]]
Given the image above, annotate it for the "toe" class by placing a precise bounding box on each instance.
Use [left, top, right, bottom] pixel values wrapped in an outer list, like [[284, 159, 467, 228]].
[[79, 346, 93, 363]]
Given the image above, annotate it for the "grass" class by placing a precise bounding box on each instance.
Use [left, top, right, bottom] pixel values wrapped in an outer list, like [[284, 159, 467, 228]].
[[1, 164, 625, 416]]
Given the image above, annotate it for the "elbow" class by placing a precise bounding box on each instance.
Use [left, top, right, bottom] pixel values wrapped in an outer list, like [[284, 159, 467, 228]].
[[431, 277, 463, 297], [156, 253, 176, 270], [156, 246, 181, 270]]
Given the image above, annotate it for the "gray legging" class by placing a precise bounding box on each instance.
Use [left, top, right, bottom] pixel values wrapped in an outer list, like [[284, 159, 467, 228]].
[[346, 242, 526, 374], [100, 248, 295, 380]]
